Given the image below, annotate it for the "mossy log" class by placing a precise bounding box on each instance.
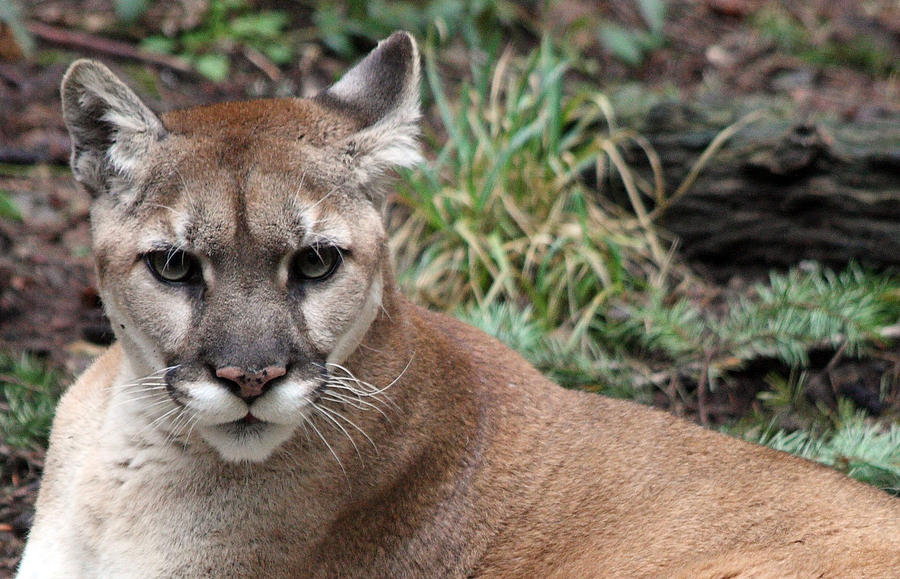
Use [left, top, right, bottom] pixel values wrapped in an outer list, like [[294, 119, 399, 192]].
[[633, 101, 900, 269]]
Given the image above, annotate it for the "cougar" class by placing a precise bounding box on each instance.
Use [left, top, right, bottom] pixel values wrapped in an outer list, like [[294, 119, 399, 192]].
[[18, 32, 900, 577]]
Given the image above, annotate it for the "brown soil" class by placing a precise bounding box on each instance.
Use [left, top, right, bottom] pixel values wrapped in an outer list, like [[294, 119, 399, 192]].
[[1, 0, 898, 574]]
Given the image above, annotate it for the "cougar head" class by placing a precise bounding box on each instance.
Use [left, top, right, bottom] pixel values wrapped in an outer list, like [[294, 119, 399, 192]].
[[60, 32, 421, 462]]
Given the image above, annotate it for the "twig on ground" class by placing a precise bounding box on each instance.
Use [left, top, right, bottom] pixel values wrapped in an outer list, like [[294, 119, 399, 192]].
[[822, 340, 849, 397], [25, 21, 193, 74], [697, 350, 714, 427], [242, 45, 282, 82], [666, 374, 685, 417]]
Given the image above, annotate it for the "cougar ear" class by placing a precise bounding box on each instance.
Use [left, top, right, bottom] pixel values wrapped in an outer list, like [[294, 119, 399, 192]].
[[61, 60, 166, 197], [317, 31, 422, 198]]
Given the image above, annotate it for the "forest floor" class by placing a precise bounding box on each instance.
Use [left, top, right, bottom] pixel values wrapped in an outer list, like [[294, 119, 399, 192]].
[[1, 0, 899, 573]]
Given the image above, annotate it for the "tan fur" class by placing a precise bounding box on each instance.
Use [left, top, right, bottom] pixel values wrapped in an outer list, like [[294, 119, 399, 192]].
[[19, 32, 900, 578]]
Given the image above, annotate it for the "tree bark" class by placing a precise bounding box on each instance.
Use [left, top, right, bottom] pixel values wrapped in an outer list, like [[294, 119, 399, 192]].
[[635, 101, 900, 269]]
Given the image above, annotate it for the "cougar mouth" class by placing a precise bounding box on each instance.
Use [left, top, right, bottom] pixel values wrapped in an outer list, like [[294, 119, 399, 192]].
[[240, 412, 261, 425], [220, 416, 268, 434], [158, 363, 324, 462], [219, 412, 264, 429]]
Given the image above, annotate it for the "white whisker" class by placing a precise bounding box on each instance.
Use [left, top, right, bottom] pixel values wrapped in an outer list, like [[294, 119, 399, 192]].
[[183, 412, 201, 444], [134, 405, 182, 441], [162, 408, 190, 448], [312, 403, 362, 461], [298, 421, 313, 446], [303, 412, 345, 476], [315, 400, 378, 454], [319, 391, 390, 422], [110, 393, 171, 409], [307, 181, 341, 211]]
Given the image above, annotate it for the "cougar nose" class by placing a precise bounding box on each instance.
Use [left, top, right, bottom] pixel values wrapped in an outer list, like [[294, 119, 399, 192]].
[[215, 366, 286, 400]]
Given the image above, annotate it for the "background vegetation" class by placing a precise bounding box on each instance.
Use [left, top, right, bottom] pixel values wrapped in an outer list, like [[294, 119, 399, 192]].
[[2, 0, 899, 508]]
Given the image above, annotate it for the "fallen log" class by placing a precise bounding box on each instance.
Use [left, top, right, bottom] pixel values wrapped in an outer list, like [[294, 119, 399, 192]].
[[634, 100, 900, 269]]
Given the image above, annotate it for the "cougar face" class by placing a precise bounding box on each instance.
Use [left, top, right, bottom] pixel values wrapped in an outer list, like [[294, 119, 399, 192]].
[[94, 143, 386, 461], [63, 33, 421, 462]]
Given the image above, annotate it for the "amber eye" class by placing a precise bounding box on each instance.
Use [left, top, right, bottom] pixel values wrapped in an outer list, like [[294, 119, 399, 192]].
[[292, 246, 342, 281], [145, 250, 201, 284]]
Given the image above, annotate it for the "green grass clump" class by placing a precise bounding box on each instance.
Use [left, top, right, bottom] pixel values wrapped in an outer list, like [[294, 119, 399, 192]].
[[751, 402, 900, 495], [625, 264, 900, 378], [393, 38, 672, 357], [455, 302, 644, 398], [0, 353, 62, 453], [139, 0, 294, 82], [456, 264, 899, 410]]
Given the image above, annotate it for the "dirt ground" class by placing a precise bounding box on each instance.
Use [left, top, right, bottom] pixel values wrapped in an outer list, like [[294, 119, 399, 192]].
[[1, 0, 899, 573]]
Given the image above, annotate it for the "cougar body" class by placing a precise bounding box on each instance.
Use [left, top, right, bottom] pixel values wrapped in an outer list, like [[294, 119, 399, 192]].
[[19, 32, 900, 578]]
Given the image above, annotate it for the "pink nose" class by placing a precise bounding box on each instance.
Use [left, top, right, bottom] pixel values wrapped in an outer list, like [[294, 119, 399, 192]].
[[215, 366, 286, 400]]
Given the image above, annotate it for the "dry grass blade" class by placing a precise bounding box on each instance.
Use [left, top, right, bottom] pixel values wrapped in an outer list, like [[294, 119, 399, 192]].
[[392, 39, 680, 355], [649, 109, 767, 221]]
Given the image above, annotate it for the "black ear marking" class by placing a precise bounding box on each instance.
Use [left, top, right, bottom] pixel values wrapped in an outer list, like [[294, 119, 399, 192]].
[[316, 31, 420, 128]]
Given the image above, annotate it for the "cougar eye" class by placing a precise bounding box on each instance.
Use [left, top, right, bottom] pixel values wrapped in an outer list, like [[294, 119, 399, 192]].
[[145, 250, 201, 284], [291, 246, 342, 281]]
